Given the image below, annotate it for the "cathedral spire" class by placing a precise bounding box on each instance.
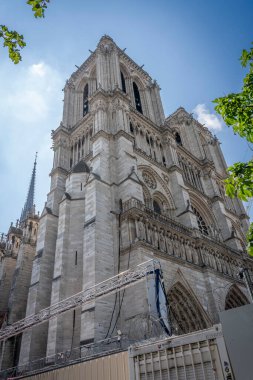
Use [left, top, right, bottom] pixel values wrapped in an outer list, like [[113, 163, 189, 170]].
[[20, 153, 37, 223]]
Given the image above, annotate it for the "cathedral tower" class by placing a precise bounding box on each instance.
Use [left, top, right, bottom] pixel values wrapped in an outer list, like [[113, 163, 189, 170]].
[[15, 36, 252, 367]]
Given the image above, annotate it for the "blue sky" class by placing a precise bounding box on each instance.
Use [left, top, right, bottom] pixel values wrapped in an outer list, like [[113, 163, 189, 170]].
[[0, 0, 252, 231]]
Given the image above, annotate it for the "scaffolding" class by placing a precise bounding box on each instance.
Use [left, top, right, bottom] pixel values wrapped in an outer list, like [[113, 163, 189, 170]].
[[0, 259, 160, 342]]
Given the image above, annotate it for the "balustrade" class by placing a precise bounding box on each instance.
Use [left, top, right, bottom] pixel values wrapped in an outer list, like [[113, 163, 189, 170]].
[[121, 199, 250, 282], [122, 198, 189, 235]]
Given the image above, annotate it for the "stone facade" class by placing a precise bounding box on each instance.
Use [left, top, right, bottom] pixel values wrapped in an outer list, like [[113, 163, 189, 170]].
[[0, 213, 39, 370], [1, 35, 252, 370]]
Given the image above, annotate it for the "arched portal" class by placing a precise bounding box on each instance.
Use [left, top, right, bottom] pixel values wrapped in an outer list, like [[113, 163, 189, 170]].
[[225, 285, 249, 310], [168, 282, 209, 335]]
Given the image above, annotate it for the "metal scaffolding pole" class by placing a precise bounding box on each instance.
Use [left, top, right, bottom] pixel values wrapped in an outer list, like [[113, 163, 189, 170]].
[[0, 259, 160, 342]]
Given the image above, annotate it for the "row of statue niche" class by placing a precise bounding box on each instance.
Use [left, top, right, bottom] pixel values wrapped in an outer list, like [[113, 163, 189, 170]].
[[200, 245, 240, 278], [135, 217, 242, 279], [135, 217, 199, 264]]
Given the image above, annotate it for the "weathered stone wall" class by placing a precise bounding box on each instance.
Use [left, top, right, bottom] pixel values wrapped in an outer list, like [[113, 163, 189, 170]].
[[14, 35, 252, 369]]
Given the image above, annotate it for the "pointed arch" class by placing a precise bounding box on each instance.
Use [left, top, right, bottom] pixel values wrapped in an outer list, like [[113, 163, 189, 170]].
[[138, 165, 175, 210], [153, 191, 171, 216], [225, 285, 249, 310], [75, 62, 97, 91], [142, 184, 152, 209], [189, 191, 218, 234], [119, 62, 131, 78], [168, 282, 210, 335]]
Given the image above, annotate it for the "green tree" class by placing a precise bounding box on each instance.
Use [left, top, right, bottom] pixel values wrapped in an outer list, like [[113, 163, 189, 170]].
[[213, 43, 253, 256], [0, 0, 50, 64]]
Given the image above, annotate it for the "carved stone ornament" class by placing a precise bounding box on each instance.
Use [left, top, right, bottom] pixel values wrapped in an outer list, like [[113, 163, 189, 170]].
[[65, 78, 75, 90], [162, 173, 169, 183], [90, 99, 107, 113], [99, 42, 114, 55], [142, 172, 156, 189]]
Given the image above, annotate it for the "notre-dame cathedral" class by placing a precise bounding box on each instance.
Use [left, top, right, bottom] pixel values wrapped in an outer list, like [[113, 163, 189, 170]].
[[0, 35, 252, 372]]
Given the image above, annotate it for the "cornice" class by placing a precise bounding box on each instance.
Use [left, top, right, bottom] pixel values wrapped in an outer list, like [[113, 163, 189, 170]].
[[50, 166, 69, 177], [51, 123, 70, 139], [113, 130, 135, 143], [91, 130, 112, 142], [69, 113, 93, 135]]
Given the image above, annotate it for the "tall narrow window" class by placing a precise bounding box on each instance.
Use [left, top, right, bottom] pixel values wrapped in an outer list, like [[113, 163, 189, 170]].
[[121, 72, 126, 93], [192, 207, 209, 235], [133, 82, 143, 114], [175, 132, 182, 145], [83, 84, 89, 116], [153, 200, 161, 214]]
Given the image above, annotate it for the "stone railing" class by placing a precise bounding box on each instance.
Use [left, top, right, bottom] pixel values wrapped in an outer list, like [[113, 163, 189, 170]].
[[121, 199, 251, 282], [122, 198, 190, 235]]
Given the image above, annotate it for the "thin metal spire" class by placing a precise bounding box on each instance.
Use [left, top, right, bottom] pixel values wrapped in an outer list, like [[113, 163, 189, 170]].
[[20, 153, 37, 223]]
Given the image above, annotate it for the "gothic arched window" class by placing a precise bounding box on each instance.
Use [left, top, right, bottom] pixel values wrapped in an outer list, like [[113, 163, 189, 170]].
[[83, 84, 89, 116], [175, 132, 182, 145], [192, 207, 209, 235], [121, 72, 126, 93], [133, 82, 143, 114], [153, 200, 161, 214]]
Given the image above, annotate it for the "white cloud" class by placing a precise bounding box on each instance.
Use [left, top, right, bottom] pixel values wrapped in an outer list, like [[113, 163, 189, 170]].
[[3, 62, 62, 123], [0, 61, 64, 231], [29, 62, 47, 77], [193, 103, 223, 131]]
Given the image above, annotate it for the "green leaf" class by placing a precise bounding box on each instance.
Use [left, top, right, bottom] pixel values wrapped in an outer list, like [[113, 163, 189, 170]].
[[0, 25, 26, 64], [247, 223, 253, 257], [213, 45, 253, 143], [26, 0, 50, 18]]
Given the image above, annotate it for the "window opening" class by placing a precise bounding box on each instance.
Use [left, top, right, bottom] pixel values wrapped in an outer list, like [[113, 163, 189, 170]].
[[83, 84, 89, 116], [121, 71, 126, 93], [153, 200, 161, 214], [133, 82, 143, 114], [192, 207, 209, 235], [175, 132, 182, 145]]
